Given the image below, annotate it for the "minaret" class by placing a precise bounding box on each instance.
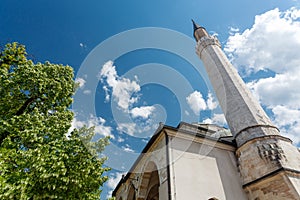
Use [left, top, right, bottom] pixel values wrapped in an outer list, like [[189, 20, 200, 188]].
[[193, 20, 300, 199]]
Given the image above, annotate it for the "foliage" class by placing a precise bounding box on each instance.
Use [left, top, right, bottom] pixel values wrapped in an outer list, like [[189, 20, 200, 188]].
[[0, 43, 110, 199]]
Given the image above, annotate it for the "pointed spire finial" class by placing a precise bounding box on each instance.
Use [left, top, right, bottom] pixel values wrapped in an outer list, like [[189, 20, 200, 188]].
[[192, 19, 201, 32], [192, 19, 209, 41]]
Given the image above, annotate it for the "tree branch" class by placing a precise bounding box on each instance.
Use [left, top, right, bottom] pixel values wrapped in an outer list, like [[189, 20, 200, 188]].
[[15, 96, 36, 116], [1, 97, 37, 146]]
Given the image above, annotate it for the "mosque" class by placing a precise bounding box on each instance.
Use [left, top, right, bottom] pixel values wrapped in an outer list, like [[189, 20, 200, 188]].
[[112, 21, 300, 200]]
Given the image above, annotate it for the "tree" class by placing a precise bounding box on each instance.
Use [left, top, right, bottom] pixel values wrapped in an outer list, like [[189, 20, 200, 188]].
[[0, 43, 110, 199]]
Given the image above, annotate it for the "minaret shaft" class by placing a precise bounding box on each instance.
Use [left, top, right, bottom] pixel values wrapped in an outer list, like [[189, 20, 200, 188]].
[[196, 36, 279, 146], [193, 21, 300, 199]]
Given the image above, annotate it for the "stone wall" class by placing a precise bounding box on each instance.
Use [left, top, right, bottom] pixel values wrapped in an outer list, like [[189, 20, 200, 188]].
[[236, 135, 300, 199]]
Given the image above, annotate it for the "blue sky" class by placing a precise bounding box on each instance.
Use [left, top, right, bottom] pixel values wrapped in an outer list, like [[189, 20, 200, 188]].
[[1, 0, 300, 198]]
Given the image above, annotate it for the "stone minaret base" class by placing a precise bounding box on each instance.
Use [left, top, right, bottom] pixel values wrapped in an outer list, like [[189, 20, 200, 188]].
[[236, 135, 300, 200]]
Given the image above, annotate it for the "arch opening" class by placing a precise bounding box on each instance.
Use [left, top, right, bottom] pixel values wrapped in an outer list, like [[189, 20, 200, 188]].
[[127, 185, 136, 200], [139, 161, 160, 200]]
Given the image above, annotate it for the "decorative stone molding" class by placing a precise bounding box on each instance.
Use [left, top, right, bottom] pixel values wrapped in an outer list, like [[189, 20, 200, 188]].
[[257, 142, 287, 163], [235, 125, 281, 147], [196, 36, 221, 58]]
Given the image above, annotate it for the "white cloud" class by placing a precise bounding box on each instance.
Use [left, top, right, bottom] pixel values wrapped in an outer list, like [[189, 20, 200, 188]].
[[229, 27, 240, 35], [117, 123, 136, 136], [75, 77, 91, 95], [103, 85, 110, 102], [83, 90, 92, 95], [117, 120, 159, 138], [225, 7, 300, 74], [69, 117, 84, 132], [224, 7, 300, 145], [186, 91, 218, 115], [107, 172, 123, 189], [186, 91, 207, 115], [122, 144, 135, 153], [123, 147, 134, 153], [99, 61, 158, 138], [106, 172, 124, 198], [75, 77, 86, 88], [247, 72, 300, 109], [130, 106, 155, 119], [99, 61, 140, 111], [206, 92, 218, 110], [203, 113, 227, 127], [142, 139, 148, 143], [87, 116, 114, 138], [185, 110, 190, 116], [272, 105, 300, 127], [70, 115, 114, 139], [272, 105, 300, 145], [117, 137, 125, 143], [79, 43, 87, 49]]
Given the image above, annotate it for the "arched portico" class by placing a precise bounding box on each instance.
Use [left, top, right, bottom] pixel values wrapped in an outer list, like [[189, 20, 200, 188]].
[[127, 184, 136, 200], [138, 161, 160, 200]]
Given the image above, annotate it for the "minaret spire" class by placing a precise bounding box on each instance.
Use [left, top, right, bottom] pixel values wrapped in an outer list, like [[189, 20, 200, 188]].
[[192, 19, 209, 42], [192, 19, 201, 32], [193, 21, 300, 199]]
